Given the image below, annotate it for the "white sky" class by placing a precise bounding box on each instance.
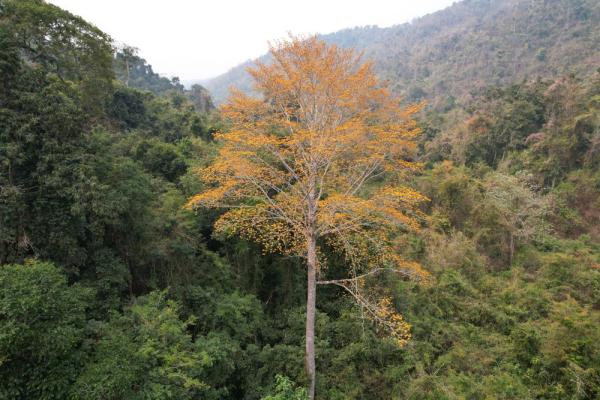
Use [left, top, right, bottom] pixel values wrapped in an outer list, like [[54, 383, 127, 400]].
[[48, 0, 457, 82]]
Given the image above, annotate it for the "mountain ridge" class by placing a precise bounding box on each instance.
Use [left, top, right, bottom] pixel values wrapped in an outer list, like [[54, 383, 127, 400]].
[[203, 0, 600, 105]]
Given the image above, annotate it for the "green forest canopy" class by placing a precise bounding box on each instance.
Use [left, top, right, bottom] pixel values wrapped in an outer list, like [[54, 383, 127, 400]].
[[0, 0, 599, 399]]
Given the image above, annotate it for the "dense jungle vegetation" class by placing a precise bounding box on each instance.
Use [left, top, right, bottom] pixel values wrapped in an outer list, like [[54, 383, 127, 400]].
[[0, 0, 599, 399]]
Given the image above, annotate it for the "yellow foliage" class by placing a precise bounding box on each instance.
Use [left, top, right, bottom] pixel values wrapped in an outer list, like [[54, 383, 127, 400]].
[[376, 297, 412, 347], [187, 35, 428, 343]]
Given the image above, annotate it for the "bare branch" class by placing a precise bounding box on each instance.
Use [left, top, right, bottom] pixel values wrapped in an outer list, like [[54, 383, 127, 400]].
[[317, 267, 421, 286]]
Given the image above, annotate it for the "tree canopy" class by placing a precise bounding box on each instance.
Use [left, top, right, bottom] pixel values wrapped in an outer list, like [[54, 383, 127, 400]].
[[1, 1, 599, 399]]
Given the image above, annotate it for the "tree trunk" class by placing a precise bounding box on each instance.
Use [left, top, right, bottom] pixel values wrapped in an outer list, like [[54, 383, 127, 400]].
[[509, 232, 514, 265], [306, 233, 317, 400]]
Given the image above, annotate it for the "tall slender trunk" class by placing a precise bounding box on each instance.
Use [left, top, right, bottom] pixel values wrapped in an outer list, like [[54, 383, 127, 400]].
[[306, 233, 317, 400], [306, 162, 318, 399], [509, 232, 514, 265]]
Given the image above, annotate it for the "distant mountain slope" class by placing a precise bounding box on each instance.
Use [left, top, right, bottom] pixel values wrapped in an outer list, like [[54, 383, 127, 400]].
[[113, 48, 215, 112], [204, 0, 600, 105], [201, 59, 258, 105]]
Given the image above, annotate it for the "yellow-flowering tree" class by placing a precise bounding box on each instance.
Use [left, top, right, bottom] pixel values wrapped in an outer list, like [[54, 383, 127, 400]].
[[188, 36, 428, 399]]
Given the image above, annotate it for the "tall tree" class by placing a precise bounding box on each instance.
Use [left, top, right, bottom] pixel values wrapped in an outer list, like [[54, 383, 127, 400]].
[[187, 36, 427, 398], [0, 0, 114, 115], [116, 45, 139, 87], [481, 172, 551, 264]]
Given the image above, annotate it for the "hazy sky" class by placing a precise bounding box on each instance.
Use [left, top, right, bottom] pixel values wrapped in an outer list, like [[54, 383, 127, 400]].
[[48, 0, 457, 82]]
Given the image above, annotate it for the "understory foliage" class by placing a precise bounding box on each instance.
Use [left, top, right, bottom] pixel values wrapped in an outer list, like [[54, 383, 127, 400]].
[[0, 1, 599, 399]]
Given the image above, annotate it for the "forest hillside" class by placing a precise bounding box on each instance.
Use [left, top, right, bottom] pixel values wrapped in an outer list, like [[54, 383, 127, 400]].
[[1, 0, 599, 399], [204, 0, 599, 106]]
